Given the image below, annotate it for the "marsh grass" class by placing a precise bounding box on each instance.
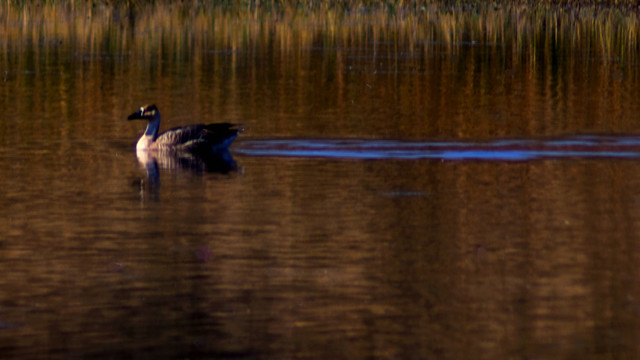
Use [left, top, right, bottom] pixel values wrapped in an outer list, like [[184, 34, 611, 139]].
[[1, 1, 639, 65]]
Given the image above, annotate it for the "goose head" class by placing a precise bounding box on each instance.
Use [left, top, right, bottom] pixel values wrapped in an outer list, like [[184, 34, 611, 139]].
[[128, 104, 162, 151], [127, 104, 160, 122]]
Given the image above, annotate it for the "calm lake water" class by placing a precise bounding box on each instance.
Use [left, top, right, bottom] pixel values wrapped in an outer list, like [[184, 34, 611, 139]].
[[3, 4, 640, 359]]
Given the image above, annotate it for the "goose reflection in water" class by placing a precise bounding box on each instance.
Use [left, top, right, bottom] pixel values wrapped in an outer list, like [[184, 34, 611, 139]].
[[133, 150, 241, 201], [127, 104, 243, 190], [136, 147, 239, 174]]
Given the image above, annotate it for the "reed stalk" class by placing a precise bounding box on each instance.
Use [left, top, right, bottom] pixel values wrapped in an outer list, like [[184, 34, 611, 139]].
[[0, 0, 638, 63]]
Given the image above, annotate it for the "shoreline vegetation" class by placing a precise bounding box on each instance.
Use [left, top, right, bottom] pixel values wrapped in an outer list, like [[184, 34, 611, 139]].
[[1, 1, 640, 140], [1, 0, 639, 62]]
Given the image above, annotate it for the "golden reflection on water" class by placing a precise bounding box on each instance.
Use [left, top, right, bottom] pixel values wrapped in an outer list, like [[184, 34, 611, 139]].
[[1, 2, 640, 142], [2, 2, 640, 359]]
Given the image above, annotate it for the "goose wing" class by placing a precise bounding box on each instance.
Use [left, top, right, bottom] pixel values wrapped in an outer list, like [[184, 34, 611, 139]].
[[155, 123, 241, 151], [155, 124, 209, 148], [200, 123, 242, 148]]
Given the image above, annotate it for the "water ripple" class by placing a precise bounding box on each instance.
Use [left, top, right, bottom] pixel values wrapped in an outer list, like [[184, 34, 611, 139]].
[[234, 135, 640, 161]]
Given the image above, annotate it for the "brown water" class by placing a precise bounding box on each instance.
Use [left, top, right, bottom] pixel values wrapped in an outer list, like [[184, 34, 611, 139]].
[[3, 4, 640, 359]]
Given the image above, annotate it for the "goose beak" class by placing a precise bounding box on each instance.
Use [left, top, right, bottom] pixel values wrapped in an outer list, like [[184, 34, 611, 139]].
[[127, 110, 144, 121]]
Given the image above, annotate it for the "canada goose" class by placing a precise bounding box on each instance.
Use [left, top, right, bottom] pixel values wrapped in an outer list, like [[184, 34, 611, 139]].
[[127, 104, 242, 153]]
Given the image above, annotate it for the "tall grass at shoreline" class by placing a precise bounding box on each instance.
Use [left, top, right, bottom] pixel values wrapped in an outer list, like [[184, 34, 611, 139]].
[[3, 1, 639, 48], [0, 0, 638, 65]]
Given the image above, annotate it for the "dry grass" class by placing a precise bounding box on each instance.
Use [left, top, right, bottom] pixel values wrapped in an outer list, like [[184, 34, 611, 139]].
[[0, 0, 639, 63]]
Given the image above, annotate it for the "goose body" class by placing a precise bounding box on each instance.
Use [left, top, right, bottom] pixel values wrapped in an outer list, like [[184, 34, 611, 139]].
[[128, 104, 241, 153]]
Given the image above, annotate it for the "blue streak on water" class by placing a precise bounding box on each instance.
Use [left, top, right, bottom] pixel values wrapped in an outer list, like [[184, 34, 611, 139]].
[[234, 137, 640, 161]]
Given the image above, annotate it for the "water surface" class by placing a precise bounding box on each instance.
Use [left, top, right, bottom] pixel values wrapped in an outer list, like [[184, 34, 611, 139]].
[[236, 135, 640, 160], [2, 4, 640, 359]]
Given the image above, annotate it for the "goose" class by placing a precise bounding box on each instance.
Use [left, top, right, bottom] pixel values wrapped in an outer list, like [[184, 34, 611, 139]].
[[127, 104, 242, 153]]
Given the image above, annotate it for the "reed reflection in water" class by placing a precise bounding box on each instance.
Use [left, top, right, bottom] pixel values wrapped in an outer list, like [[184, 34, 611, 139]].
[[2, 2, 640, 359]]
